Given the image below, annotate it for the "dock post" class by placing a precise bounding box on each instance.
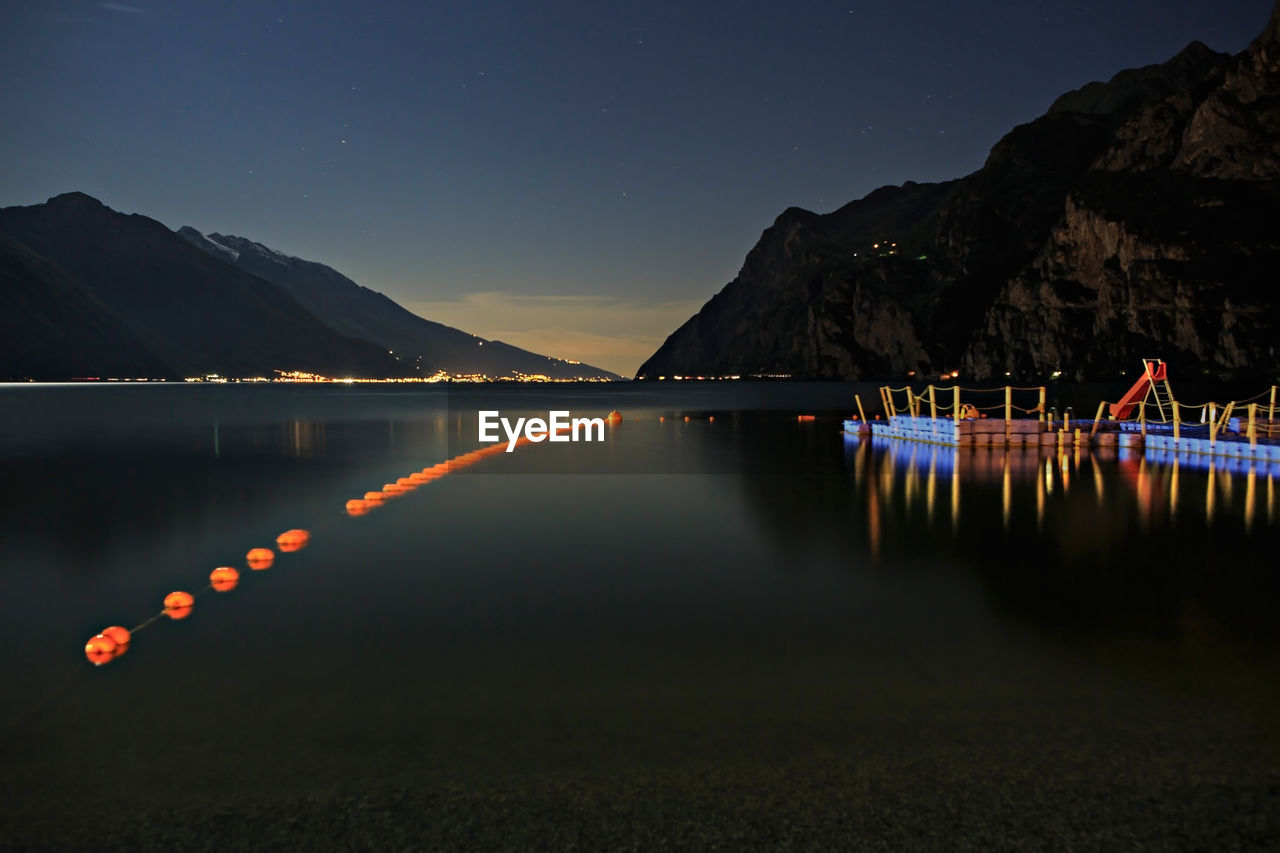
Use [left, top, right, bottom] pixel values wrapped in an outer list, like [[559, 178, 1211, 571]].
[[1139, 401, 1147, 440], [1090, 401, 1105, 436], [906, 387, 917, 417], [1209, 402, 1217, 446], [855, 394, 868, 424], [1004, 386, 1012, 440], [954, 385, 961, 420], [1271, 387, 1277, 437], [1249, 403, 1258, 447], [1173, 401, 1181, 443], [1038, 386, 1046, 425], [929, 385, 938, 419]]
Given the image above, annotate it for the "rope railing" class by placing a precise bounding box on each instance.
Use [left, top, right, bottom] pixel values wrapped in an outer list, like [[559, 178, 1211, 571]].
[[1093, 385, 1279, 444], [878, 384, 1048, 422]]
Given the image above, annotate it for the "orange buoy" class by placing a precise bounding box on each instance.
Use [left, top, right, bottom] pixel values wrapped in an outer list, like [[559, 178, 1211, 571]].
[[246, 547, 274, 570], [276, 529, 310, 552], [683, 416, 690, 422], [101, 625, 131, 646], [164, 591, 194, 618], [709, 416, 715, 422], [85, 640, 116, 665], [210, 566, 240, 592], [797, 414, 816, 421], [660, 416, 665, 422], [606, 410, 622, 424], [85, 633, 117, 655]]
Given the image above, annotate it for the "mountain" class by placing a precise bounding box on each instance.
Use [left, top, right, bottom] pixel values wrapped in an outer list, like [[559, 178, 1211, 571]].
[[638, 4, 1280, 383], [176, 228, 619, 380], [0, 193, 404, 380], [0, 194, 619, 381]]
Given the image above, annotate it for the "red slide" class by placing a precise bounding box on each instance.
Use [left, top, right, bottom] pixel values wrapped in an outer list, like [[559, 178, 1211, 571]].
[[1109, 360, 1167, 420]]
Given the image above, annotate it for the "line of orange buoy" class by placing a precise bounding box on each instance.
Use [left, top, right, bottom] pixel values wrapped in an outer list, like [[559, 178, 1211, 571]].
[[341, 435, 537, 517], [82, 539, 301, 666], [80, 413, 593, 667]]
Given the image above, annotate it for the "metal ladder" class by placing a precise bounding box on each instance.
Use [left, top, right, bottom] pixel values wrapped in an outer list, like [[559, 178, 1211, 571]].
[[1146, 364, 1175, 423]]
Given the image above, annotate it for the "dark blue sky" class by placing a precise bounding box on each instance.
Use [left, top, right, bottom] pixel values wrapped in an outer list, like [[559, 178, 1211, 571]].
[[2, 1, 1274, 374]]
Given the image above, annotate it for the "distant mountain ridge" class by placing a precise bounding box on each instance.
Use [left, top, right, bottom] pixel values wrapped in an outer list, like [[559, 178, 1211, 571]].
[[0, 192, 402, 379], [176, 228, 617, 380], [638, 3, 1280, 382], [0, 193, 618, 380]]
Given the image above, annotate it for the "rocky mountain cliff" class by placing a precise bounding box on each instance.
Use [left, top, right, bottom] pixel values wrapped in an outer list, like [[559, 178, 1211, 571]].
[[638, 4, 1280, 383]]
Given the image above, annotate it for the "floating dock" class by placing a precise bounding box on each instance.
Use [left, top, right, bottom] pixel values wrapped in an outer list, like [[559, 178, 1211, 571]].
[[843, 360, 1280, 464]]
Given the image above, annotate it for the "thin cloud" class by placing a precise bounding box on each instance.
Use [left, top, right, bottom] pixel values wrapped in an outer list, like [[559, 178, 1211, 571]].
[[402, 292, 703, 377], [101, 2, 146, 13]]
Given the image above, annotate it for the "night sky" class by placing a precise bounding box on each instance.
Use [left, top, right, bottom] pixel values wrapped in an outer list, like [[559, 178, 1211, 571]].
[[2, 1, 1273, 375]]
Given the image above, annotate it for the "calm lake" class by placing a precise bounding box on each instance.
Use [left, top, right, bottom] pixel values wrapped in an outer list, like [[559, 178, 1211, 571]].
[[1, 383, 1277, 850]]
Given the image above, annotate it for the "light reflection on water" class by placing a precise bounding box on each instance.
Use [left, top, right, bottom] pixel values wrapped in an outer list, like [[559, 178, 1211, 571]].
[[849, 436, 1280, 546]]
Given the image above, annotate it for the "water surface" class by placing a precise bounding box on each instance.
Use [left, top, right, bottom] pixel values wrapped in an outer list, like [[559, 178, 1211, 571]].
[[1, 383, 1276, 849]]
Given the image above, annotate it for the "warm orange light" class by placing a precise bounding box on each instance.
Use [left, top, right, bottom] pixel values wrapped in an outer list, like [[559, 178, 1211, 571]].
[[276, 529, 310, 552], [396, 477, 416, 488], [85, 633, 117, 656], [246, 548, 275, 570], [797, 414, 816, 421], [164, 591, 194, 618], [210, 566, 240, 591], [382, 483, 405, 496], [606, 410, 622, 424], [409, 472, 430, 483], [102, 625, 131, 646], [363, 491, 385, 503], [86, 647, 116, 666]]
